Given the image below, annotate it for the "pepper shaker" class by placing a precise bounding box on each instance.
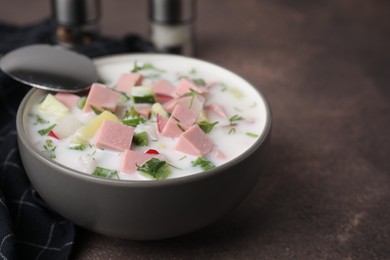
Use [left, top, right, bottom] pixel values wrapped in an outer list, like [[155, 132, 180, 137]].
[[149, 0, 195, 56], [51, 0, 100, 48]]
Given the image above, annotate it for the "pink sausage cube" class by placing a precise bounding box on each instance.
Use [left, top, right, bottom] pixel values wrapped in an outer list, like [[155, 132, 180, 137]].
[[120, 150, 155, 174], [174, 78, 208, 97], [115, 73, 143, 93], [152, 80, 175, 96], [160, 117, 186, 138], [206, 103, 227, 118], [84, 83, 120, 112], [55, 93, 80, 109], [134, 104, 152, 119], [170, 104, 197, 129], [175, 124, 214, 156], [95, 120, 135, 151], [175, 94, 205, 115], [162, 98, 177, 113]]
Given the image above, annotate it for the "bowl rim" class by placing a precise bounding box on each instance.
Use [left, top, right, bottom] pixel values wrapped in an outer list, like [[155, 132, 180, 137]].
[[16, 53, 272, 188]]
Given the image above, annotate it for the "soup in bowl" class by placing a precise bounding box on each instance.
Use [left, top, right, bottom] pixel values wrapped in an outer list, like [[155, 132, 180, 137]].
[[16, 54, 271, 239]]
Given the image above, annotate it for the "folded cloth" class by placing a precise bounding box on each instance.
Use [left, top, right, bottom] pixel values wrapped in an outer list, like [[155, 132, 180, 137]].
[[0, 19, 155, 260]]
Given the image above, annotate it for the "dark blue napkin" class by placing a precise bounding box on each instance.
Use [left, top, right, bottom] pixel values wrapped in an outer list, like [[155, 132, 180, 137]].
[[0, 19, 155, 260]]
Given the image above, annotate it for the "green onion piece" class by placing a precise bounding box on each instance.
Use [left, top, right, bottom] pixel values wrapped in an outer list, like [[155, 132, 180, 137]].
[[91, 105, 103, 115], [69, 144, 86, 151], [42, 139, 56, 159], [133, 131, 148, 146], [246, 132, 259, 138], [191, 157, 215, 171], [182, 89, 198, 108], [125, 106, 140, 118], [38, 124, 56, 136], [221, 85, 228, 92], [229, 114, 244, 126], [131, 62, 165, 73], [228, 127, 236, 135], [92, 167, 119, 179], [176, 123, 186, 132], [198, 121, 218, 134], [34, 115, 49, 125], [192, 78, 206, 86], [96, 78, 106, 84], [137, 158, 170, 180], [122, 118, 145, 127], [77, 96, 87, 109]]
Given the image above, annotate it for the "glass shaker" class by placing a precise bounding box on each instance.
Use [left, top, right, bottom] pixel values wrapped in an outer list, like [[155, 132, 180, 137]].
[[51, 0, 100, 48], [149, 0, 195, 56]]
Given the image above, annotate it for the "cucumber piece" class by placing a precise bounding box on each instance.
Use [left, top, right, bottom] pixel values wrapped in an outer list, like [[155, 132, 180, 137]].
[[151, 102, 169, 118], [131, 86, 156, 104]]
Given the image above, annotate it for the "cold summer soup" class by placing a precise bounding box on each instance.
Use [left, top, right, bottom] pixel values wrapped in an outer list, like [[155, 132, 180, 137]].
[[26, 57, 266, 180]]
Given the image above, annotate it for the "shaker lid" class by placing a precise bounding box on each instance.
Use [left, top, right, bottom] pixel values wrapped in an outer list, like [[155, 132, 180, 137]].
[[52, 0, 100, 26], [149, 0, 194, 24]]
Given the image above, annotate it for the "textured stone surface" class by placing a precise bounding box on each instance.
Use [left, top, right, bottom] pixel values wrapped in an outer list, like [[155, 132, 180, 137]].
[[2, 0, 390, 259]]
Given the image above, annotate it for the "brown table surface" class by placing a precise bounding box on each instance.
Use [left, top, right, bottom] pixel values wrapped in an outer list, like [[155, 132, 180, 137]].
[[1, 0, 390, 259]]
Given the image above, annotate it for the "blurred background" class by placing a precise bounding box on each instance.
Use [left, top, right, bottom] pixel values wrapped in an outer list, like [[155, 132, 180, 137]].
[[1, 0, 390, 259]]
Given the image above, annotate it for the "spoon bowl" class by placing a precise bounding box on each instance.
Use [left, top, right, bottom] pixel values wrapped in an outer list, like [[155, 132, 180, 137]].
[[0, 44, 97, 92]]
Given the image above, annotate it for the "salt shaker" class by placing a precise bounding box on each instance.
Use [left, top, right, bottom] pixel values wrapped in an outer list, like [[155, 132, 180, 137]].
[[51, 0, 100, 48], [149, 0, 195, 56]]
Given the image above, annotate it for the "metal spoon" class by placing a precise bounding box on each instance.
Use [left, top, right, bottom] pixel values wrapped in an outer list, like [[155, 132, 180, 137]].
[[0, 44, 97, 93]]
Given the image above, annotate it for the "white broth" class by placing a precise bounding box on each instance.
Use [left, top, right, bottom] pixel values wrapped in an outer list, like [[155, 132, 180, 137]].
[[26, 55, 267, 180]]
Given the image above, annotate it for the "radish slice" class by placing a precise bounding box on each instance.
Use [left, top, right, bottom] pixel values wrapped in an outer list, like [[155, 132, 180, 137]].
[[145, 149, 159, 155], [48, 130, 59, 139]]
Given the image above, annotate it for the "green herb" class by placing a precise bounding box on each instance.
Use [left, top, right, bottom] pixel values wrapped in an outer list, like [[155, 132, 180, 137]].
[[220, 82, 228, 92], [228, 127, 236, 135], [137, 158, 170, 180], [38, 124, 56, 136], [88, 145, 97, 159], [92, 167, 119, 179], [122, 106, 146, 127], [77, 96, 87, 109], [229, 114, 244, 126], [122, 118, 145, 127], [91, 105, 103, 115], [182, 89, 198, 108], [42, 139, 56, 159], [143, 73, 161, 79], [192, 78, 206, 86], [96, 78, 107, 84], [124, 106, 140, 118], [198, 121, 219, 133], [191, 157, 215, 171], [34, 115, 49, 125], [246, 132, 259, 138], [133, 131, 149, 146], [176, 123, 186, 132], [69, 144, 86, 151], [131, 62, 165, 73], [189, 68, 197, 74]]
